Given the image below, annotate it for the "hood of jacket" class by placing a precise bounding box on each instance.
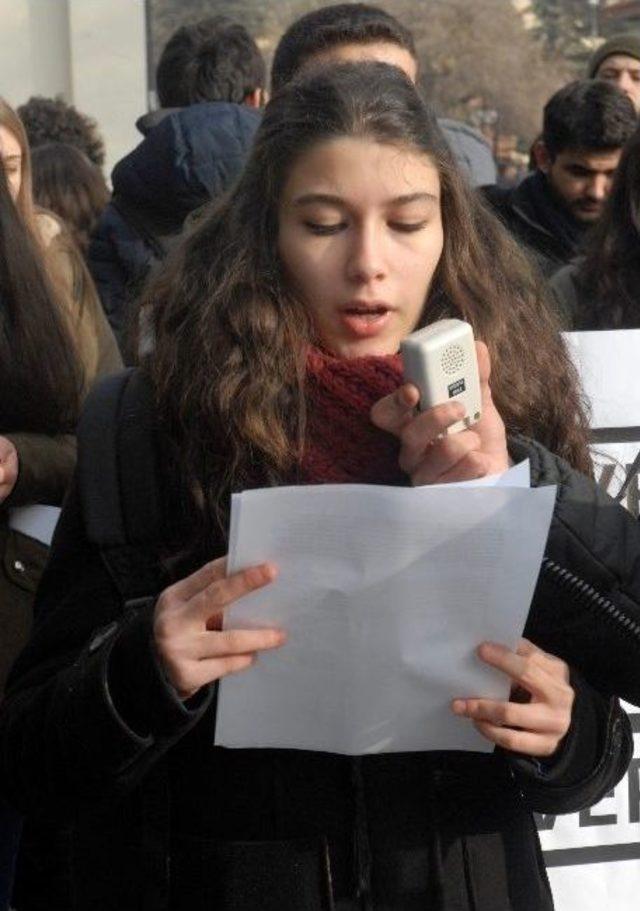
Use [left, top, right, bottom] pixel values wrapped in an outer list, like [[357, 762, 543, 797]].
[[111, 102, 261, 223]]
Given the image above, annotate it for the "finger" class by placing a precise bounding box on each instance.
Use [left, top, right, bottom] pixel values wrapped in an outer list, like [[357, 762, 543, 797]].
[[405, 430, 481, 482], [475, 341, 497, 417], [516, 638, 570, 683], [194, 626, 287, 659], [477, 642, 572, 704], [397, 402, 467, 472], [172, 653, 257, 698], [425, 450, 491, 485], [171, 556, 228, 602], [196, 563, 278, 626], [451, 698, 565, 735], [370, 384, 420, 437], [475, 340, 491, 386], [472, 721, 562, 758]]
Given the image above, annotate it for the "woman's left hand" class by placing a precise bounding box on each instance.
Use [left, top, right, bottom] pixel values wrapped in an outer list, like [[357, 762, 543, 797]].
[[370, 342, 509, 485], [452, 638, 574, 758]]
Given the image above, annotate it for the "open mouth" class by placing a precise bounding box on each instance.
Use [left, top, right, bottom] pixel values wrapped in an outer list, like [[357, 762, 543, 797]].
[[339, 303, 393, 337], [342, 305, 390, 322]]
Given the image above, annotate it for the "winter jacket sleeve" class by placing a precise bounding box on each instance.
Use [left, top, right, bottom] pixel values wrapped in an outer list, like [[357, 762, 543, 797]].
[[0, 477, 211, 817], [506, 671, 632, 814]]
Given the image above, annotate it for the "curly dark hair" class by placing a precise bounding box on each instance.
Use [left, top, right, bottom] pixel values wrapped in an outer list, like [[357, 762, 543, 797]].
[[17, 96, 105, 168], [146, 63, 591, 553]]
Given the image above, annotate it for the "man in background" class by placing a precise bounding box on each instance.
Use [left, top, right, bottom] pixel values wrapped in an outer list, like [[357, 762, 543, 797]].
[[89, 16, 266, 355], [484, 80, 637, 276], [270, 2, 497, 188], [588, 34, 640, 114]]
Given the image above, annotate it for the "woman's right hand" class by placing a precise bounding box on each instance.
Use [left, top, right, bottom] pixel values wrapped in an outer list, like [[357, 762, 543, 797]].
[[153, 556, 286, 700]]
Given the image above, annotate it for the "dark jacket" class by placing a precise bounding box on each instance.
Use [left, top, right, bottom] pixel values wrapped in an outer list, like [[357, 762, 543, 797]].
[[483, 171, 589, 278], [0, 425, 634, 911], [88, 103, 261, 352]]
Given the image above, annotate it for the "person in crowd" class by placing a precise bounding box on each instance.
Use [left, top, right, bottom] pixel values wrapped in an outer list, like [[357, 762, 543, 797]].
[[88, 15, 266, 357], [551, 124, 640, 329], [0, 161, 82, 911], [1, 62, 636, 911], [31, 142, 110, 259], [484, 79, 637, 277], [0, 99, 121, 911], [0, 99, 120, 390], [271, 2, 496, 189], [588, 33, 640, 114], [17, 95, 105, 169]]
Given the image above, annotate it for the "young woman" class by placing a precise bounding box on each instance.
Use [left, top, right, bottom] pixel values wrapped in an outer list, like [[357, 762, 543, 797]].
[[31, 141, 109, 259], [0, 103, 120, 910], [0, 98, 120, 387], [551, 124, 640, 329], [0, 64, 636, 911]]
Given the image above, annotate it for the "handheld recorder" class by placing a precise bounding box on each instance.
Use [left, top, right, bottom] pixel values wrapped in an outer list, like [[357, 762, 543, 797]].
[[400, 319, 482, 434]]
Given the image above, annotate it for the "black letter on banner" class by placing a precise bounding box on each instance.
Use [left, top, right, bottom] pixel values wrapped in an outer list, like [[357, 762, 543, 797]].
[[579, 791, 617, 827], [628, 759, 640, 824], [535, 813, 556, 831], [597, 463, 616, 496]]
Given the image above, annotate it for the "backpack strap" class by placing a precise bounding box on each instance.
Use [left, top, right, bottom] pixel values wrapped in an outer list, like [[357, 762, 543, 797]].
[[77, 368, 164, 601]]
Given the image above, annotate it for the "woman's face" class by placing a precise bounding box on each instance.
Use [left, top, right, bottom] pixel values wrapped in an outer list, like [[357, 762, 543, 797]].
[[278, 136, 443, 358], [0, 126, 22, 202]]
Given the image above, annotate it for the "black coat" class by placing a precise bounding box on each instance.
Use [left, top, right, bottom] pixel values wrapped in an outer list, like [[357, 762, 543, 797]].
[[88, 103, 260, 352], [483, 172, 589, 278], [0, 434, 634, 911]]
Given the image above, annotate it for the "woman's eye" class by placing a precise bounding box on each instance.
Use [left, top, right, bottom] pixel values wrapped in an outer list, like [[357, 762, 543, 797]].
[[389, 221, 428, 233], [304, 222, 345, 236]]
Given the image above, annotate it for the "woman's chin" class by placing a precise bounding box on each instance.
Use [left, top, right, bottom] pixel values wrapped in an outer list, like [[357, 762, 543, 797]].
[[323, 336, 400, 360]]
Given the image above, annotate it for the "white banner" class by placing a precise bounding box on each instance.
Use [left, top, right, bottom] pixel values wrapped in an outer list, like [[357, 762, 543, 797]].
[[540, 704, 640, 910], [545, 332, 640, 907]]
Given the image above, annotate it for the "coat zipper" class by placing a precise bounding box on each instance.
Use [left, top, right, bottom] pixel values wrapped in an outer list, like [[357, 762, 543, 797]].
[[541, 556, 640, 641]]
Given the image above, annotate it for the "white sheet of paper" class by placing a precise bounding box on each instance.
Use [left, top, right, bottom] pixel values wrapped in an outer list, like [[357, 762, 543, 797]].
[[216, 462, 556, 755]]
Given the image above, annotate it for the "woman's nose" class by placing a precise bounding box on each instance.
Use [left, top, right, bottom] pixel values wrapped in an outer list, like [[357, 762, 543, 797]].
[[346, 226, 387, 283]]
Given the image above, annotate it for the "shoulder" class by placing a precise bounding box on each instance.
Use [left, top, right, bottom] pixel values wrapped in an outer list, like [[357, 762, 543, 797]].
[[548, 261, 583, 329], [437, 118, 496, 187], [34, 209, 63, 248], [512, 435, 640, 588]]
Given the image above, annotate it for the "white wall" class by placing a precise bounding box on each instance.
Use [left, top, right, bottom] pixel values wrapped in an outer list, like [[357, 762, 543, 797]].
[[0, 0, 148, 177]]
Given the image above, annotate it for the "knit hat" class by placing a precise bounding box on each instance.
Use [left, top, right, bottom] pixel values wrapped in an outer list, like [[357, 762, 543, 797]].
[[588, 34, 640, 78]]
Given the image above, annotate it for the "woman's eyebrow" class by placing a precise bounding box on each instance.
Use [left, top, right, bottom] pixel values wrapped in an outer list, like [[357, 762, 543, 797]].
[[292, 191, 438, 206]]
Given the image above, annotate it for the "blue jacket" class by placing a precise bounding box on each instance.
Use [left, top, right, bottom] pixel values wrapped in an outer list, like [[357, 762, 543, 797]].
[[88, 102, 261, 353]]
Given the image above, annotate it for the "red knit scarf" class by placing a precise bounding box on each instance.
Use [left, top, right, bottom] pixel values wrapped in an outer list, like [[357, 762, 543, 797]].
[[299, 347, 408, 485]]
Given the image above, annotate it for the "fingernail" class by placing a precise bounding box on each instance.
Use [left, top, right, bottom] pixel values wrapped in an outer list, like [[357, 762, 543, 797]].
[[451, 700, 465, 715]]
